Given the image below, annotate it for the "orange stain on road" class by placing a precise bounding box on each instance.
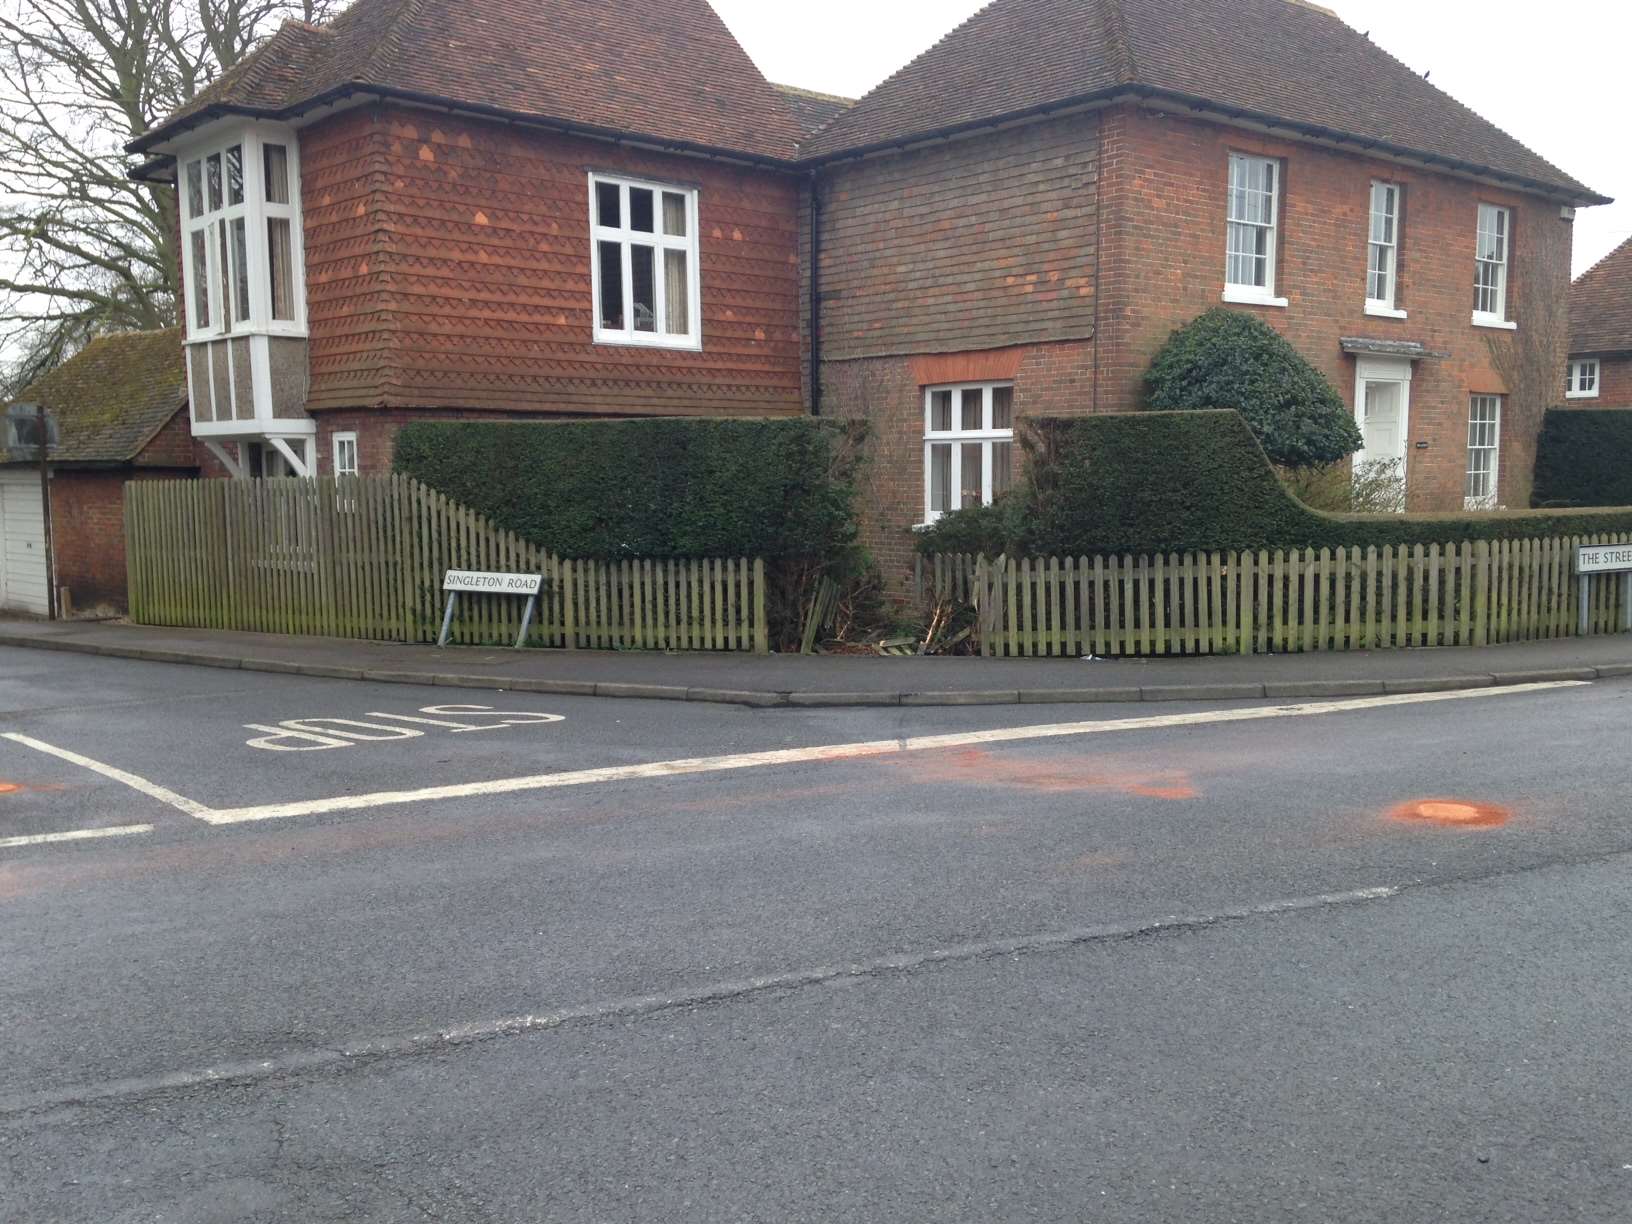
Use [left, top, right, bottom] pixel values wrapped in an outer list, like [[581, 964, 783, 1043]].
[[900, 748, 1197, 801], [1388, 798, 1510, 828], [0, 782, 20, 795]]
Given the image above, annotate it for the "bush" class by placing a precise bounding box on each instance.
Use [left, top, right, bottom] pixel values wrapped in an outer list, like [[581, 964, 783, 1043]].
[[394, 418, 867, 649], [1279, 458, 1405, 514], [1144, 308, 1362, 468], [918, 410, 1632, 557], [1532, 408, 1632, 507]]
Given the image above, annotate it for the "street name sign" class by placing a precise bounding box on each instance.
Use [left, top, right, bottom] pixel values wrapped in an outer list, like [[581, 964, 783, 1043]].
[[1576, 545, 1632, 575], [438, 569, 544, 647], [1574, 545, 1632, 635], [443, 570, 544, 595]]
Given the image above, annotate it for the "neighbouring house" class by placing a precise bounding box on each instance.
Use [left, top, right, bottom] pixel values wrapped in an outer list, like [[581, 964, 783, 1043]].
[[1, 329, 199, 617], [1567, 236, 1632, 408], [126, 0, 1608, 587]]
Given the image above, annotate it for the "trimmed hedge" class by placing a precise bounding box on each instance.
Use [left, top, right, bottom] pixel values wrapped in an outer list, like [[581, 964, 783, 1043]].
[[393, 418, 862, 564], [1532, 408, 1632, 508], [1144, 307, 1362, 468], [916, 410, 1632, 557]]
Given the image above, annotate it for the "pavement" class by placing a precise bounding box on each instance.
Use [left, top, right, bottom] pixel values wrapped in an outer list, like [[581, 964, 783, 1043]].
[[2, 615, 1631, 706], [2, 647, 1630, 1221]]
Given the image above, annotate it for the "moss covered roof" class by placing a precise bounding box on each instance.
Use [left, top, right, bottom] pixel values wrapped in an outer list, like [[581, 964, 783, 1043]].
[[4, 328, 186, 464]]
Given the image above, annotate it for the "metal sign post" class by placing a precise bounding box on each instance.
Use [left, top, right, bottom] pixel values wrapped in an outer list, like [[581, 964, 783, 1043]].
[[1575, 544, 1632, 637], [436, 570, 545, 648]]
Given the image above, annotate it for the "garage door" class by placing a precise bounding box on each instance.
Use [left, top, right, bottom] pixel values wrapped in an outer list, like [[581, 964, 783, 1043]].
[[0, 469, 49, 615]]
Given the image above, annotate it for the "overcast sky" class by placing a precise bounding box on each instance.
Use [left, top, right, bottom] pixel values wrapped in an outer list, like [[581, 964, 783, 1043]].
[[714, 0, 1630, 278]]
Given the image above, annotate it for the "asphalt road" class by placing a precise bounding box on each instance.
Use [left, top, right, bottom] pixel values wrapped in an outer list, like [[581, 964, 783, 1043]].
[[1, 645, 1630, 1221]]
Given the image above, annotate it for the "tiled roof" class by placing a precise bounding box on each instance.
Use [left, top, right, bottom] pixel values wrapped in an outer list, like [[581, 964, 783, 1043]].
[[773, 84, 855, 139], [3, 329, 186, 465], [137, 0, 804, 162], [798, 0, 1605, 203], [1571, 237, 1632, 355]]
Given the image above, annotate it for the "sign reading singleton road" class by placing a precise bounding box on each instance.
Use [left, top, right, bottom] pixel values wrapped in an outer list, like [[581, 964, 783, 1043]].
[[443, 570, 544, 594]]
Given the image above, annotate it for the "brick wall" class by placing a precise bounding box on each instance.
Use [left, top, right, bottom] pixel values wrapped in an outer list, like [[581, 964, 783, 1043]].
[[1096, 104, 1575, 512], [300, 105, 805, 418], [1590, 355, 1632, 408], [812, 115, 1101, 588]]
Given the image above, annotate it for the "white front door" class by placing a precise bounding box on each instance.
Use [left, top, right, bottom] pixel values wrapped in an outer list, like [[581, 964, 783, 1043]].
[[0, 469, 50, 615], [1360, 379, 1405, 464]]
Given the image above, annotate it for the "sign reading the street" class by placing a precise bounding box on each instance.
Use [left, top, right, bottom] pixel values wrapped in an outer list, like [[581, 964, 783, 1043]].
[[443, 570, 543, 594], [1577, 545, 1632, 575]]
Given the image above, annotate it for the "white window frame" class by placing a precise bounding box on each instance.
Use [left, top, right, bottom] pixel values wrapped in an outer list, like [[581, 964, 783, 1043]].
[[1223, 153, 1287, 307], [1465, 395, 1502, 510], [921, 382, 1015, 525], [1472, 204, 1515, 329], [588, 172, 702, 350], [1365, 181, 1406, 318], [332, 431, 360, 477], [1566, 358, 1600, 399], [179, 125, 307, 343]]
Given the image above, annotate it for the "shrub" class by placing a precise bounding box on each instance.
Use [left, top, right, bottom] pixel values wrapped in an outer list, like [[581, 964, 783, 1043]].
[[1143, 308, 1362, 468], [1279, 458, 1405, 514], [919, 410, 1632, 557], [1532, 408, 1632, 507], [394, 418, 867, 649]]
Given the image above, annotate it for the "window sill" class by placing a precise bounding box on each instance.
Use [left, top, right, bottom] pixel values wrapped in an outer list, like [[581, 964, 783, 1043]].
[[593, 331, 703, 353], [912, 522, 935, 533], [1222, 287, 1289, 308], [1564, 391, 1600, 400], [1471, 314, 1517, 331], [1364, 303, 1408, 319]]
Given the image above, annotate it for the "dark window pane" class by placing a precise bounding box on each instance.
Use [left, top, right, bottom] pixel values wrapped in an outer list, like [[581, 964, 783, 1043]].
[[930, 444, 951, 513], [960, 388, 982, 430], [630, 188, 654, 233], [231, 217, 249, 321], [663, 249, 689, 335], [206, 153, 222, 212], [662, 192, 687, 237], [226, 145, 243, 205], [190, 231, 209, 328], [960, 444, 983, 508], [216, 219, 232, 329], [930, 390, 953, 432], [268, 218, 293, 320], [186, 161, 203, 218], [992, 441, 1013, 496], [991, 386, 1013, 430], [598, 241, 624, 330], [596, 181, 620, 228], [631, 244, 656, 332], [263, 144, 289, 205]]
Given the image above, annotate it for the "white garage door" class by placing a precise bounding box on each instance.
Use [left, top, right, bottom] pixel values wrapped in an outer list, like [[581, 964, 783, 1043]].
[[0, 469, 49, 615]]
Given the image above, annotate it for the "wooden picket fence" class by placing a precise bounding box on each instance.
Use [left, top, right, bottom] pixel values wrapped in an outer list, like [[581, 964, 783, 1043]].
[[125, 475, 769, 652], [918, 536, 1632, 658]]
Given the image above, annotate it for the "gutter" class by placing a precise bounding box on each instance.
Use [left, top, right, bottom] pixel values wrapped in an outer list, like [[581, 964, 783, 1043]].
[[126, 83, 802, 171], [795, 83, 1611, 208]]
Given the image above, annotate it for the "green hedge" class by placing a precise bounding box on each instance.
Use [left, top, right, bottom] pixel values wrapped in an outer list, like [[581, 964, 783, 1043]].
[[917, 410, 1632, 556], [1532, 408, 1632, 508], [394, 418, 862, 564]]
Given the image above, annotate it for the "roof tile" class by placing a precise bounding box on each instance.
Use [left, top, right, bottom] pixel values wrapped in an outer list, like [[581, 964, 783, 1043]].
[[1571, 237, 1632, 355]]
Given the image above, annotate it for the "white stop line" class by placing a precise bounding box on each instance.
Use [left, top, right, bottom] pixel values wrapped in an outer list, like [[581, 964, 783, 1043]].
[[0, 681, 1588, 836]]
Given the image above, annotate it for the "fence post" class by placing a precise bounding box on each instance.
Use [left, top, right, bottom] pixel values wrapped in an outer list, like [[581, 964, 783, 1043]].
[[753, 558, 769, 654]]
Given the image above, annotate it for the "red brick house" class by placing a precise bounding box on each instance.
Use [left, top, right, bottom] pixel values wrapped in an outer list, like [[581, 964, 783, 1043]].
[[127, 0, 1607, 583], [1568, 237, 1632, 408], [1, 329, 199, 616]]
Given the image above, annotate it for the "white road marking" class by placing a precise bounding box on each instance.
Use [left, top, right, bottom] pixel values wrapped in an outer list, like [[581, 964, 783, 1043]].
[[199, 680, 1585, 825], [0, 880, 1400, 1115], [0, 823, 153, 850], [0, 733, 212, 817], [0, 680, 1589, 830]]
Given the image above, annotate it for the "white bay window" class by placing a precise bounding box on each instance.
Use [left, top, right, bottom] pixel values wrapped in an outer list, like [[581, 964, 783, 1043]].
[[181, 129, 305, 339], [923, 383, 1014, 523], [589, 172, 701, 349]]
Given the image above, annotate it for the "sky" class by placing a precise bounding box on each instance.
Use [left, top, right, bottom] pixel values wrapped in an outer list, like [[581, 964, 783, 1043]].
[[713, 0, 1631, 278]]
